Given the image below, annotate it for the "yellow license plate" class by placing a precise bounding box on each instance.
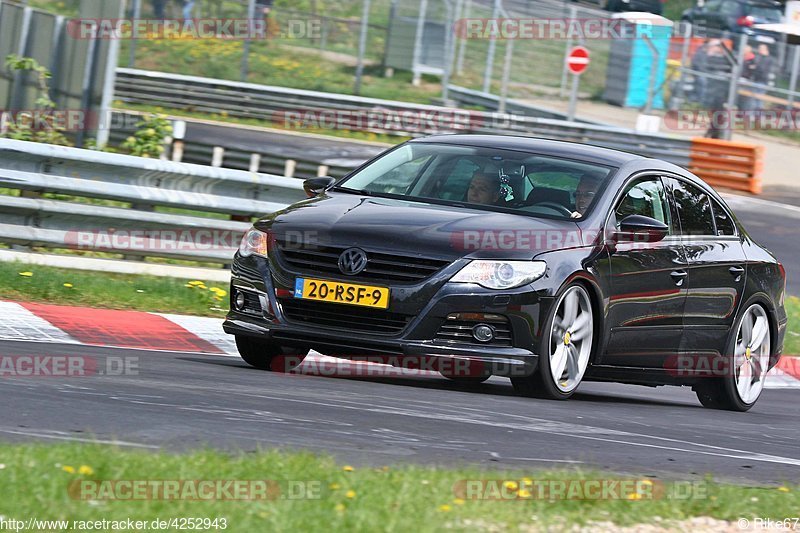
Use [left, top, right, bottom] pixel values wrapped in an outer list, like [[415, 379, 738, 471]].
[[294, 278, 390, 309]]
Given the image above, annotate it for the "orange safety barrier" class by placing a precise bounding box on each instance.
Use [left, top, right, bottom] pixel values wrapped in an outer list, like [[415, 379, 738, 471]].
[[688, 138, 764, 195]]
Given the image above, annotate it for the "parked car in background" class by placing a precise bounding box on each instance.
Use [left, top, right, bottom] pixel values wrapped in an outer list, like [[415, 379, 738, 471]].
[[601, 0, 664, 15], [682, 0, 783, 43]]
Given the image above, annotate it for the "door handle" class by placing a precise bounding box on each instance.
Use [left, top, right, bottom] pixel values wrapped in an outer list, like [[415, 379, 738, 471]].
[[729, 266, 744, 280], [670, 270, 688, 286]]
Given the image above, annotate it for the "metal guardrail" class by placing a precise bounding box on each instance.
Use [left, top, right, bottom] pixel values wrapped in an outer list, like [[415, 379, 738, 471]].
[[0, 139, 307, 264], [113, 69, 695, 169], [445, 86, 603, 124]]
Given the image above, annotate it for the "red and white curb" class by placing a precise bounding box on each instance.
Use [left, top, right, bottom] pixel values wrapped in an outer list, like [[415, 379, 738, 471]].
[[0, 301, 797, 388]]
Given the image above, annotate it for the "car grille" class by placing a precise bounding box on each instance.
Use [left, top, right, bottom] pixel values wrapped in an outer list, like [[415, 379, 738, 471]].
[[279, 298, 413, 335], [435, 317, 513, 347], [276, 242, 450, 284]]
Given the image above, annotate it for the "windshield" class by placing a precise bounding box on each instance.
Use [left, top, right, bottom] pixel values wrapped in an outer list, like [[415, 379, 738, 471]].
[[336, 142, 616, 219], [745, 4, 782, 21]]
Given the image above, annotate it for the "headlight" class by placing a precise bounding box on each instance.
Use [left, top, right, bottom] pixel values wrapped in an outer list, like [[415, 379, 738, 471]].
[[450, 260, 546, 289], [238, 228, 269, 257]]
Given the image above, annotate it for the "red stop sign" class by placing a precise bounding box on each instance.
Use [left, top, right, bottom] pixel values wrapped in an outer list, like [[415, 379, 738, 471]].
[[566, 46, 590, 75]]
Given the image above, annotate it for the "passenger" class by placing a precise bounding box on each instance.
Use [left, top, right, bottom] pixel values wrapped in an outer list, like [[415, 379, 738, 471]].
[[467, 171, 503, 205], [571, 174, 601, 218]]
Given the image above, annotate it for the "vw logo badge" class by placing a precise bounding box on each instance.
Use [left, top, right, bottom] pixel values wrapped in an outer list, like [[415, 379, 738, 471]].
[[338, 248, 368, 275]]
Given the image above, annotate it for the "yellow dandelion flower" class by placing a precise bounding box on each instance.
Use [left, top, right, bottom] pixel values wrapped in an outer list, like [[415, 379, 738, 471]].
[[345, 490, 356, 499], [329, 483, 341, 490], [503, 480, 519, 492], [626, 493, 644, 500], [438, 504, 451, 512], [518, 489, 532, 498], [62, 465, 75, 474], [78, 465, 94, 475], [453, 498, 465, 505], [335, 503, 346, 512], [778, 486, 790, 492], [188, 281, 204, 286], [63, 283, 73, 288], [19, 272, 33, 277], [342, 465, 354, 472]]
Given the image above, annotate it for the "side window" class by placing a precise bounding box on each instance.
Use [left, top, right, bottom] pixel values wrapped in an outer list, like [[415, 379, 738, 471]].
[[434, 159, 481, 201], [670, 180, 716, 236], [614, 177, 673, 233], [711, 197, 736, 236], [719, 0, 740, 16]]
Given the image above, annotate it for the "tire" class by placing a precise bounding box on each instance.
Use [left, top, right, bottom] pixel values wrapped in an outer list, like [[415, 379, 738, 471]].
[[235, 335, 308, 372], [693, 303, 771, 412], [511, 283, 595, 400]]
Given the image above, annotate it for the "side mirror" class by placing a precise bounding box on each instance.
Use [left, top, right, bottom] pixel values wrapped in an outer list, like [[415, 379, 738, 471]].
[[615, 215, 670, 243], [303, 176, 336, 198]]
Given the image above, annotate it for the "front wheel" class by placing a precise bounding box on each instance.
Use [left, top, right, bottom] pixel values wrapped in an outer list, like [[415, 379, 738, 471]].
[[235, 335, 308, 372], [694, 303, 771, 411], [512, 283, 594, 400]]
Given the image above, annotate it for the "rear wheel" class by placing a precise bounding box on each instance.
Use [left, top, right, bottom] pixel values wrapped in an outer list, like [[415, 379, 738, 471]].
[[235, 335, 308, 372], [694, 303, 771, 411], [512, 283, 594, 400]]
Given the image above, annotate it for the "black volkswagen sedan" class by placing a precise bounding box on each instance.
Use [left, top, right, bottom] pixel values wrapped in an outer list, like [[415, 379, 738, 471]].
[[223, 135, 787, 411]]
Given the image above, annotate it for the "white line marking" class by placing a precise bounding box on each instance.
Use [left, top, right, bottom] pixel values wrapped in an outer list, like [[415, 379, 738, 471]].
[[487, 452, 583, 464], [0, 427, 159, 449], [721, 193, 800, 216]]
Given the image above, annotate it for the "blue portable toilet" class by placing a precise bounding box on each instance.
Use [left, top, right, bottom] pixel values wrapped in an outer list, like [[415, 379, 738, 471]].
[[603, 13, 674, 109]]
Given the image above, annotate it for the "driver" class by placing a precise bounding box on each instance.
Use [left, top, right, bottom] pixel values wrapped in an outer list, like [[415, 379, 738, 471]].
[[571, 174, 601, 218], [467, 171, 503, 205]]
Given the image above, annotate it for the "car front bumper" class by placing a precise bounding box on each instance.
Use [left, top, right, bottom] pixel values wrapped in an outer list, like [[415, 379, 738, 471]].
[[223, 254, 548, 377]]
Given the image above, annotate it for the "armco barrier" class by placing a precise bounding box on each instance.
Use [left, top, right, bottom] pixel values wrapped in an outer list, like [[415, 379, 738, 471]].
[[0, 139, 307, 265], [688, 138, 764, 195]]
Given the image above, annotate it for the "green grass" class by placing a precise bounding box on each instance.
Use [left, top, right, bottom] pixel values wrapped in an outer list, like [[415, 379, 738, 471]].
[[0, 262, 229, 317], [0, 443, 797, 532], [119, 103, 406, 146]]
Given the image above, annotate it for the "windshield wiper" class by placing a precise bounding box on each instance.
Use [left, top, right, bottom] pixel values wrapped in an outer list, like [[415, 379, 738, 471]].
[[332, 186, 374, 196]]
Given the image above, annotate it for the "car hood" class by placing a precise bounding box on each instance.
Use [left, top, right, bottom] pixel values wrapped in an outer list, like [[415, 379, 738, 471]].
[[255, 192, 584, 260]]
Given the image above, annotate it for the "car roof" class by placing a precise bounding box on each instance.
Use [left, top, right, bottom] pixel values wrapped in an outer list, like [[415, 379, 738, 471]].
[[409, 134, 646, 167]]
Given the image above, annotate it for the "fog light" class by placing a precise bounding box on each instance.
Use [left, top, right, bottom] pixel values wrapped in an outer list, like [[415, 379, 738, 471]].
[[472, 324, 495, 343], [235, 291, 246, 311]]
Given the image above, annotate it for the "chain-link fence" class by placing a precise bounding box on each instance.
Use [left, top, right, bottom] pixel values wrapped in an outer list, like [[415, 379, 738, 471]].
[[665, 22, 800, 138]]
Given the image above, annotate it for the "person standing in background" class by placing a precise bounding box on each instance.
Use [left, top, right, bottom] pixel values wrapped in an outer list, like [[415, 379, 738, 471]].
[[750, 44, 774, 111], [152, 0, 166, 19], [740, 45, 757, 111], [183, 0, 196, 21]]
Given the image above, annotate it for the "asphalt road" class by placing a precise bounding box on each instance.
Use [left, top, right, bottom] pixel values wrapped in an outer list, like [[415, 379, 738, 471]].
[[2, 339, 799, 485]]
